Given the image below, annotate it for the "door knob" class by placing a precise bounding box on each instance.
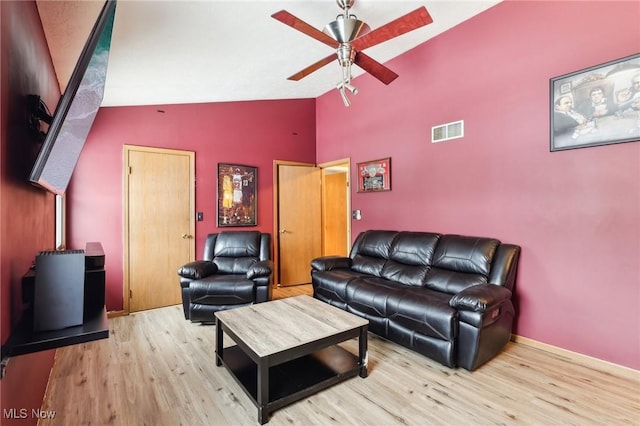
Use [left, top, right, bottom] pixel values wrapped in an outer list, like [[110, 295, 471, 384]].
[[279, 229, 288, 234], [181, 233, 192, 239]]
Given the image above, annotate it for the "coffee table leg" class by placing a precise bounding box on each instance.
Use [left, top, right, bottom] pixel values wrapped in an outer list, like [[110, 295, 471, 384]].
[[359, 325, 368, 378], [257, 359, 269, 424], [215, 318, 223, 367]]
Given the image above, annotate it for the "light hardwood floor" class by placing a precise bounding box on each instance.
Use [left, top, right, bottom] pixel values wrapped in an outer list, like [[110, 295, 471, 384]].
[[41, 285, 639, 425]]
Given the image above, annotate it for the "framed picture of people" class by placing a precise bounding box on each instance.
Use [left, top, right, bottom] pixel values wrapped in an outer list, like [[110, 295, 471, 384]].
[[550, 53, 640, 152], [356, 157, 391, 192], [217, 163, 257, 227]]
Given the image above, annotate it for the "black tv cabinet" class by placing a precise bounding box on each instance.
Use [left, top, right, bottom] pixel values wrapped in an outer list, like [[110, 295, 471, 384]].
[[2, 242, 109, 359]]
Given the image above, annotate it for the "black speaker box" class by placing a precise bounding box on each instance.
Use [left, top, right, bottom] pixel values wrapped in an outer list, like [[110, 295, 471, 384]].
[[22, 242, 106, 325], [33, 250, 85, 332]]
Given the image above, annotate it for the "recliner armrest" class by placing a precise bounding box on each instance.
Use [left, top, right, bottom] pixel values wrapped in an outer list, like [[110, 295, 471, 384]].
[[177, 261, 218, 280], [311, 256, 352, 271], [247, 260, 273, 280], [449, 284, 512, 312]]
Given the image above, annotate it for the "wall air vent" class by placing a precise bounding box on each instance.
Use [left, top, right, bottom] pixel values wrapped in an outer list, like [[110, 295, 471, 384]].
[[432, 120, 464, 143]]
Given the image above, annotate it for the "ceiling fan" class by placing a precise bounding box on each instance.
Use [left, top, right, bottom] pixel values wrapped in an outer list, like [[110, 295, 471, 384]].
[[271, 0, 433, 106]]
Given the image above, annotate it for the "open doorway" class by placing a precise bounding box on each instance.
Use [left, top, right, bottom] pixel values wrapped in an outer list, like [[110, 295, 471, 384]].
[[319, 158, 350, 257]]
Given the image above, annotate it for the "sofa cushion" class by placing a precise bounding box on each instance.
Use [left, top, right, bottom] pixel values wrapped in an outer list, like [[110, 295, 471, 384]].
[[381, 232, 440, 286], [344, 277, 407, 336], [432, 235, 500, 276], [213, 231, 261, 257], [355, 230, 398, 257], [388, 232, 440, 265], [351, 254, 386, 277], [345, 276, 407, 318], [189, 276, 255, 305], [312, 269, 365, 306], [380, 261, 430, 286], [387, 287, 457, 341], [350, 230, 397, 276], [424, 267, 488, 294], [214, 257, 258, 274]]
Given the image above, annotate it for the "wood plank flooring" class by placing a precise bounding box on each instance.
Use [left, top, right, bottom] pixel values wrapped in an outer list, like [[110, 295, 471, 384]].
[[40, 284, 640, 425]]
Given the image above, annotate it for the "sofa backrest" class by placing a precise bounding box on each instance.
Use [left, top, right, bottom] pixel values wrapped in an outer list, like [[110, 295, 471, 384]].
[[203, 231, 270, 274], [424, 235, 500, 294], [350, 230, 440, 286], [350, 230, 397, 277], [350, 230, 517, 293]]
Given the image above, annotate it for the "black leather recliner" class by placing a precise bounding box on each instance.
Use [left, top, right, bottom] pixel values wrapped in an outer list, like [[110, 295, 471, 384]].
[[311, 230, 521, 371], [177, 231, 273, 322]]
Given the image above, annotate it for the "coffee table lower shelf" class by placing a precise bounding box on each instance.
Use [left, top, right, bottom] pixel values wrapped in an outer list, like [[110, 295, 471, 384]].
[[217, 344, 361, 422]]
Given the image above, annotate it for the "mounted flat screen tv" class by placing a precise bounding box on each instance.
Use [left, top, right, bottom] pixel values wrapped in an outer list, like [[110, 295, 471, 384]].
[[29, 0, 117, 195]]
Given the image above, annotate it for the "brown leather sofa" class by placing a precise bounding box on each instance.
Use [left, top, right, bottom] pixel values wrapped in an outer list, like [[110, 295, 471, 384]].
[[178, 231, 273, 322], [311, 230, 520, 371]]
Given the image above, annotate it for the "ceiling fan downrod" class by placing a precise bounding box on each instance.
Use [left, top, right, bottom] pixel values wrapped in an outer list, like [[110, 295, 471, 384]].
[[336, 0, 356, 18], [327, 0, 368, 106]]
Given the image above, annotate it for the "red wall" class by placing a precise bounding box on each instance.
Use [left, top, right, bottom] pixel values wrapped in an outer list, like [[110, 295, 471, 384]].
[[4, 0, 634, 420], [67, 100, 316, 310], [1, 2, 59, 424], [317, 1, 640, 369]]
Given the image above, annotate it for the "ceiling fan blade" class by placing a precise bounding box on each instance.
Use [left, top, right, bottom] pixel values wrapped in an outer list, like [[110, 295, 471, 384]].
[[351, 7, 433, 51], [271, 10, 340, 49], [354, 52, 398, 85], [287, 54, 337, 81]]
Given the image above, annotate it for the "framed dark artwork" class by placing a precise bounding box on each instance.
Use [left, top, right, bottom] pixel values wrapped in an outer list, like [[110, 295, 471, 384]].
[[550, 53, 640, 152], [217, 163, 257, 227], [356, 157, 391, 192]]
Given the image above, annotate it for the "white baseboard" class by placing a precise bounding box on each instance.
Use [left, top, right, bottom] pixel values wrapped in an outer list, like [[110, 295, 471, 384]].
[[511, 334, 639, 377]]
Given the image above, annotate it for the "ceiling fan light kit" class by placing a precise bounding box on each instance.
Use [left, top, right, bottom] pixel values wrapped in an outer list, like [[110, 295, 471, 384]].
[[271, 0, 433, 107]]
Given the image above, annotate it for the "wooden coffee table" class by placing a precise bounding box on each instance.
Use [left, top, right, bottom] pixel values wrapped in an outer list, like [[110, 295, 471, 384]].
[[215, 295, 369, 424]]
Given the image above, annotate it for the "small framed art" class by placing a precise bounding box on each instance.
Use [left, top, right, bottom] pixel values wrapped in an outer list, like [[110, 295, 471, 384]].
[[356, 157, 391, 192], [217, 163, 257, 226]]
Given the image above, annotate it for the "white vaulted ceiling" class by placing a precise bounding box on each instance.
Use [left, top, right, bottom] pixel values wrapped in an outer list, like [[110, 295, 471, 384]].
[[37, 0, 500, 107]]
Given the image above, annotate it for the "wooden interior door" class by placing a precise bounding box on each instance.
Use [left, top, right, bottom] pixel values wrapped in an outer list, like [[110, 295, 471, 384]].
[[124, 146, 195, 312], [276, 162, 321, 286]]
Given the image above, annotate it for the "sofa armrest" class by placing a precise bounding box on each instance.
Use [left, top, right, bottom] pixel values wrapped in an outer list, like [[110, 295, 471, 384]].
[[311, 256, 352, 272], [449, 284, 512, 312], [247, 260, 273, 280], [177, 261, 218, 280]]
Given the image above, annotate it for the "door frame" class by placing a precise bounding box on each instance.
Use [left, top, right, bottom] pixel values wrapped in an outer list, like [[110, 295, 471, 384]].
[[123, 145, 195, 314], [318, 158, 351, 255], [272, 158, 351, 287]]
